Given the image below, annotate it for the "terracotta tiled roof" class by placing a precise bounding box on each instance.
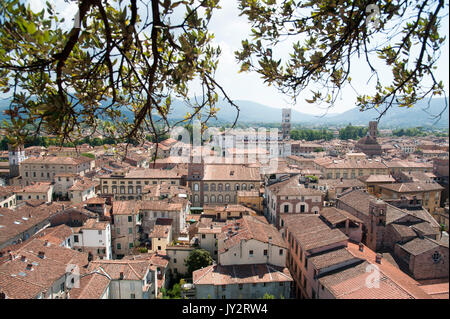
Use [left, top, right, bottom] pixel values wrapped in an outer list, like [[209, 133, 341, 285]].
[[203, 164, 261, 181], [0, 238, 89, 299], [343, 242, 431, 299], [377, 182, 444, 193], [14, 182, 53, 194], [397, 237, 442, 256], [21, 156, 92, 165], [219, 215, 287, 253], [69, 179, 98, 191], [385, 160, 433, 169], [281, 214, 348, 252], [193, 263, 293, 285], [0, 203, 66, 245], [309, 247, 358, 270], [320, 207, 363, 225], [419, 283, 449, 299], [148, 219, 172, 238], [68, 270, 111, 299], [267, 176, 323, 196]]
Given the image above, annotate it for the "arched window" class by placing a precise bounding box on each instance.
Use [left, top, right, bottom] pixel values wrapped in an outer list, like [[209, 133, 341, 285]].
[[194, 194, 199, 203], [225, 195, 230, 203], [211, 195, 216, 203], [204, 195, 209, 203], [194, 183, 199, 191], [218, 183, 223, 191], [225, 184, 230, 191], [249, 184, 254, 190], [218, 195, 223, 203], [242, 183, 247, 190], [210, 184, 216, 192], [204, 184, 209, 191], [235, 184, 240, 191]]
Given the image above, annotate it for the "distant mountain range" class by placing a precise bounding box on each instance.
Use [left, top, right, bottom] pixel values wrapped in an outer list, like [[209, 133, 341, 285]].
[[1, 96, 448, 128]]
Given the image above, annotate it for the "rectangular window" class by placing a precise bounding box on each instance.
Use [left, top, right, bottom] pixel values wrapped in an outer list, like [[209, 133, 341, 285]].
[[249, 250, 254, 257], [74, 235, 79, 243], [128, 216, 132, 222], [263, 249, 268, 256], [117, 243, 121, 250], [128, 228, 132, 234]]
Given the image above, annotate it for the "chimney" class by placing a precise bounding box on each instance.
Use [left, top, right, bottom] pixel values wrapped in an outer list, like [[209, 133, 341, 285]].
[[359, 243, 364, 252], [26, 264, 33, 271], [44, 240, 49, 246], [38, 251, 45, 259], [375, 253, 382, 264], [20, 255, 27, 262]]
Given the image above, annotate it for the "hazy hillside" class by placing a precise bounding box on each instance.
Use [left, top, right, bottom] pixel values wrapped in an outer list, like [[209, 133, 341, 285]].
[[317, 98, 449, 128], [1, 97, 448, 128]]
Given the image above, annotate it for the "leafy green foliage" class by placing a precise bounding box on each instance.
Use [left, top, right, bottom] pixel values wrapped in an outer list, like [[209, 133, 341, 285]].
[[338, 125, 368, 140], [0, 0, 447, 147], [184, 248, 213, 276], [0, 0, 236, 146], [236, 0, 447, 120], [80, 152, 95, 159], [290, 128, 333, 141], [0, 134, 117, 151], [392, 127, 428, 137]]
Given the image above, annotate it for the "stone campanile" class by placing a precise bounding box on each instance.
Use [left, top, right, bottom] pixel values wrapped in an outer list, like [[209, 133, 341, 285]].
[[281, 108, 291, 140], [8, 144, 27, 178], [369, 121, 378, 139]]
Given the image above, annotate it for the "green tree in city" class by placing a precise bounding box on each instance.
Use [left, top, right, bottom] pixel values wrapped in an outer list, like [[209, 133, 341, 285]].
[[184, 248, 213, 277], [0, 0, 446, 146]]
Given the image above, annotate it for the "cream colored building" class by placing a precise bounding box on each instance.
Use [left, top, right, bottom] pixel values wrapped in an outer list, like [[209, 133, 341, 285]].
[[148, 220, 172, 254], [188, 163, 262, 207], [13, 182, 54, 203], [217, 215, 287, 267], [68, 179, 98, 203], [100, 168, 184, 201], [0, 187, 16, 209], [19, 156, 95, 185], [165, 244, 195, 276], [385, 160, 433, 174], [314, 158, 388, 179], [53, 173, 77, 197]]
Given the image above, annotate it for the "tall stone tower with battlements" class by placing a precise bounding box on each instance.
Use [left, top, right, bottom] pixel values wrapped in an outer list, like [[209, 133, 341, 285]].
[[281, 108, 291, 140]]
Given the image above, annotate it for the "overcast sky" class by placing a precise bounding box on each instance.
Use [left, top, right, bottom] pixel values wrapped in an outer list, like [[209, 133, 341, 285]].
[[28, 0, 449, 116]]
